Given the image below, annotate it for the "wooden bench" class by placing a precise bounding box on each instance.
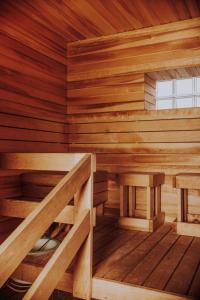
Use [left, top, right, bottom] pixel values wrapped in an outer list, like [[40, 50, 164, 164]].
[[118, 172, 165, 232], [0, 170, 108, 230], [175, 173, 200, 237], [21, 170, 108, 216]]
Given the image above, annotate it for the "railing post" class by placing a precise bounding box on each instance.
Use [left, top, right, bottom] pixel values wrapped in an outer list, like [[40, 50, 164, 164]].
[[73, 154, 95, 300]]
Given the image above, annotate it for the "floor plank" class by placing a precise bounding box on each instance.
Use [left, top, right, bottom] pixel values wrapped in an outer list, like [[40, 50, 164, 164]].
[[103, 224, 171, 281], [165, 237, 200, 295], [188, 262, 200, 298], [95, 230, 150, 278], [124, 230, 179, 285], [94, 229, 136, 268], [144, 235, 193, 290], [1, 215, 200, 299]]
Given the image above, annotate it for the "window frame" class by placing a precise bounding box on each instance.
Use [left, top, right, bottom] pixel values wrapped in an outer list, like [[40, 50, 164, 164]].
[[156, 77, 200, 109]]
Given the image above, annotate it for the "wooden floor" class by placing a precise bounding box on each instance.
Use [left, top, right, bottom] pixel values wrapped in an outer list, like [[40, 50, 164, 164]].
[[93, 217, 200, 299], [1, 216, 200, 299]]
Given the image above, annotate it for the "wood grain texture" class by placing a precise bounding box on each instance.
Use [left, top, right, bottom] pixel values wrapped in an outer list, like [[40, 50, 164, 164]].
[[67, 18, 200, 115], [0, 0, 68, 153], [67, 17, 200, 220], [68, 18, 200, 80]]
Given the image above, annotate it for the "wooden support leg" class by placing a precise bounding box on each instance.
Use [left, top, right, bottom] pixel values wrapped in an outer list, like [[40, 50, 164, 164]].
[[177, 188, 184, 222], [73, 176, 93, 300], [183, 189, 188, 222], [146, 187, 154, 220], [128, 186, 136, 217], [155, 185, 161, 216], [96, 203, 104, 216], [120, 185, 128, 217]]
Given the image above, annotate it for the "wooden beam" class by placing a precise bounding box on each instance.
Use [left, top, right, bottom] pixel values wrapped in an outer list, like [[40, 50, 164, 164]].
[[0, 199, 74, 224], [73, 174, 94, 299], [177, 222, 200, 238], [13, 263, 73, 293], [0, 153, 85, 171], [0, 154, 91, 287], [92, 277, 193, 300], [120, 185, 128, 217], [23, 210, 90, 300]]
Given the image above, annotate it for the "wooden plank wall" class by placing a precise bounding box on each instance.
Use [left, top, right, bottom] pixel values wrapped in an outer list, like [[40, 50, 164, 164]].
[[0, 0, 68, 153], [67, 18, 200, 82], [67, 18, 200, 220]]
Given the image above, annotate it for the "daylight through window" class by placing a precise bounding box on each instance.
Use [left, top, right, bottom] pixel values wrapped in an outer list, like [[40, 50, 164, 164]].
[[156, 77, 200, 109]]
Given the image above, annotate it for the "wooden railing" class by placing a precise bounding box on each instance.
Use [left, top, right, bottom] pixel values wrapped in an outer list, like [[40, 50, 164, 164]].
[[0, 153, 95, 299]]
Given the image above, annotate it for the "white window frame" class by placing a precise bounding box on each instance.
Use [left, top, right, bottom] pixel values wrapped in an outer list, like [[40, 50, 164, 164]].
[[156, 77, 200, 109]]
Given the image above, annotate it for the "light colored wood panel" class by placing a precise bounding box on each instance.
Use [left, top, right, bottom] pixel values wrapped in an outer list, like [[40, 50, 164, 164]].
[[0, 199, 74, 224], [68, 82, 144, 98], [69, 36, 200, 68], [69, 143, 200, 154], [0, 153, 85, 171], [177, 222, 200, 237], [69, 118, 200, 133], [67, 108, 200, 123], [67, 73, 144, 90], [68, 48, 200, 81], [67, 92, 145, 105], [176, 173, 200, 189], [68, 101, 145, 114], [73, 171, 94, 299], [96, 154, 200, 166], [69, 131, 200, 143]]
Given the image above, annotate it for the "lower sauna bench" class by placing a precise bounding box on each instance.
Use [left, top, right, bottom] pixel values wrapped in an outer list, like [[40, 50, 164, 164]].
[[1, 216, 199, 300]]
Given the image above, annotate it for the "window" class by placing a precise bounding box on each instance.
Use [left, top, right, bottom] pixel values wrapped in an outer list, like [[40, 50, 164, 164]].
[[156, 77, 200, 109]]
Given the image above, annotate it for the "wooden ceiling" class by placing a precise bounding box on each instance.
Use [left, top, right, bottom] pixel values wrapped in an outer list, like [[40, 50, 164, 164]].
[[1, 0, 200, 42]]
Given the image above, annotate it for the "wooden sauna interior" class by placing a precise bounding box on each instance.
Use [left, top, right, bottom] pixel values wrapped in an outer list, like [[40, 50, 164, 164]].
[[0, 1, 200, 299]]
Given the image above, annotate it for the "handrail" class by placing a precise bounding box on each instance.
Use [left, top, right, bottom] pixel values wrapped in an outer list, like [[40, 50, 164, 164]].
[[23, 209, 90, 299], [0, 153, 94, 298]]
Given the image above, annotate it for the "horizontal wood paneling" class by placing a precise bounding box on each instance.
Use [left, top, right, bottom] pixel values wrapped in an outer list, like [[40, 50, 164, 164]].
[[67, 73, 146, 114], [68, 108, 200, 218], [67, 18, 200, 114], [0, 0, 68, 153], [68, 18, 200, 81], [68, 19, 200, 219]]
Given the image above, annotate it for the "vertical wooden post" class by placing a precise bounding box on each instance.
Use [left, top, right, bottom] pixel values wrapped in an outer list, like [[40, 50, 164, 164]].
[[73, 155, 95, 300], [177, 188, 184, 222], [120, 185, 128, 217], [96, 203, 104, 216], [183, 189, 188, 222], [128, 186, 136, 217], [146, 187, 154, 220], [155, 185, 161, 215]]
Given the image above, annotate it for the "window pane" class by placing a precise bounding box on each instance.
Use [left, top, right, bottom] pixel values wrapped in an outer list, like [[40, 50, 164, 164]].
[[157, 81, 173, 97], [177, 79, 192, 95], [176, 97, 193, 108], [197, 97, 200, 107], [197, 78, 200, 93], [157, 99, 173, 109]]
